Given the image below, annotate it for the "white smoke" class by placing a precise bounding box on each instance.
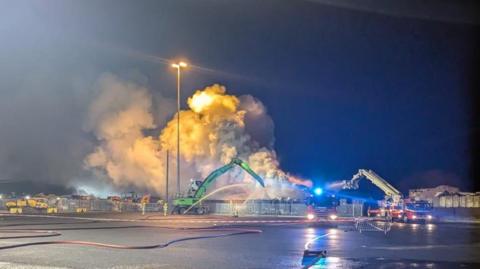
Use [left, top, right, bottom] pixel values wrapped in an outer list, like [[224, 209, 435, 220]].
[[84, 74, 165, 193], [84, 76, 311, 198]]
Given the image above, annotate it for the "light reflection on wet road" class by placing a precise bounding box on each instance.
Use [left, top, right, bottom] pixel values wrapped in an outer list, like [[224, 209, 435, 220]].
[[304, 222, 480, 268], [0, 215, 479, 268]]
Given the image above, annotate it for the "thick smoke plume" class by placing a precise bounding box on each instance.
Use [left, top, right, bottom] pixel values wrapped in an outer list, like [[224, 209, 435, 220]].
[[84, 75, 311, 198]]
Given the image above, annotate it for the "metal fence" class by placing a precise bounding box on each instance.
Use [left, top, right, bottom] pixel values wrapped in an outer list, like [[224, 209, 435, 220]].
[[205, 199, 364, 217], [336, 203, 363, 217], [205, 199, 307, 216], [1, 197, 365, 217], [56, 198, 162, 213], [355, 218, 391, 234]]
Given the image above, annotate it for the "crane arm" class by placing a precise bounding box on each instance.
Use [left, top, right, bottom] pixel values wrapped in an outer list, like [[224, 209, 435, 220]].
[[193, 158, 265, 199], [342, 169, 402, 199]]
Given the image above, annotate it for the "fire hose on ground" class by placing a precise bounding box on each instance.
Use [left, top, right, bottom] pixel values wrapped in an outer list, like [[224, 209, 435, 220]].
[[0, 223, 262, 251]]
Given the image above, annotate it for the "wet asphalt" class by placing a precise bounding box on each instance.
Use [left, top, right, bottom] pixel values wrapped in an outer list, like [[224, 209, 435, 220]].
[[0, 213, 478, 268]]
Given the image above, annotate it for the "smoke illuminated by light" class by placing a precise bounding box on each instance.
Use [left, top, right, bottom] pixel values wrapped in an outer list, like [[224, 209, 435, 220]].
[[84, 76, 311, 198], [189, 91, 214, 113]]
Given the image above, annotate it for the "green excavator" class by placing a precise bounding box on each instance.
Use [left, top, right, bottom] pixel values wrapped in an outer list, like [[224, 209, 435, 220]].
[[172, 158, 265, 215]]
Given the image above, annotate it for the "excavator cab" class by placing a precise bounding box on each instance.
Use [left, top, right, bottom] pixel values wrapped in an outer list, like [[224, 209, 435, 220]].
[[186, 179, 203, 197]]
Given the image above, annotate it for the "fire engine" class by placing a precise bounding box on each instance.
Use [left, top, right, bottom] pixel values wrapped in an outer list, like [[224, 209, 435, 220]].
[[305, 187, 339, 221], [339, 169, 433, 223], [391, 199, 433, 223]]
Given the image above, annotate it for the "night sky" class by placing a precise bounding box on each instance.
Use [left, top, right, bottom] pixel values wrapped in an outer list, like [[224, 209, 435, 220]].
[[1, 0, 479, 194]]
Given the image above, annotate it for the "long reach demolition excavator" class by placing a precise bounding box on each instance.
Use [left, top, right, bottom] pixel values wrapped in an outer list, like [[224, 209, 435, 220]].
[[172, 158, 265, 215]]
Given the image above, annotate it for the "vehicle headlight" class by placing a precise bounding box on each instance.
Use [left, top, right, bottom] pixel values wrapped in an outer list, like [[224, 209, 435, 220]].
[[329, 214, 338, 220], [412, 215, 417, 219], [307, 213, 315, 220], [427, 215, 432, 220]]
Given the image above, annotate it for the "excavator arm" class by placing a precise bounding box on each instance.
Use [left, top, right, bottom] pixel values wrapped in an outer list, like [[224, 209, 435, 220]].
[[193, 158, 265, 199]]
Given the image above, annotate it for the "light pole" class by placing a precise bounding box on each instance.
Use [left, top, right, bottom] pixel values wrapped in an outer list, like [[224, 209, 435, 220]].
[[165, 149, 169, 201], [171, 61, 187, 196]]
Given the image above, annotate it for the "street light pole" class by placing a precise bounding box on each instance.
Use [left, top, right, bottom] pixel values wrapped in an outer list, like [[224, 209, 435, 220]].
[[165, 150, 169, 201], [171, 61, 187, 196]]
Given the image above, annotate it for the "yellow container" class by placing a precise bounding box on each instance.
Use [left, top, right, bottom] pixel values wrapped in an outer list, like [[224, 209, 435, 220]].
[[47, 208, 58, 214], [9, 208, 22, 214], [75, 208, 87, 213], [5, 201, 17, 208], [16, 200, 27, 207]]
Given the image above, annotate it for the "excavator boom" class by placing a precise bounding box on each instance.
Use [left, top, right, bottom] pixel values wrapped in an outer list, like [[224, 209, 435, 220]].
[[172, 158, 265, 214], [234, 159, 265, 187], [194, 158, 265, 199], [342, 169, 402, 202]]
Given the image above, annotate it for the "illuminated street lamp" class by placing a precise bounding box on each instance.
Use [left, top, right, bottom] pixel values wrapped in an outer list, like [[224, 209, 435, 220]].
[[171, 61, 188, 197], [171, 62, 188, 69]]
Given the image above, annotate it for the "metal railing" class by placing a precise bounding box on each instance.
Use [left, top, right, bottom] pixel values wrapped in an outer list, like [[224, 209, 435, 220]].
[[355, 218, 392, 234]]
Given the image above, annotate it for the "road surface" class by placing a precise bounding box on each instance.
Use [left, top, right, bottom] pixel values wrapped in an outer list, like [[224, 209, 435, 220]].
[[0, 213, 479, 268]]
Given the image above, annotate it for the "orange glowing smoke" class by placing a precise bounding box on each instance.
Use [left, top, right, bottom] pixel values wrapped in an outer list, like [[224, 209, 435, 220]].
[[85, 77, 312, 198], [288, 175, 313, 188]]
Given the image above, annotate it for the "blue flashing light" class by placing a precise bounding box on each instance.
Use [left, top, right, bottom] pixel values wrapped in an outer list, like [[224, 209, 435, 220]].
[[313, 187, 323, 196]]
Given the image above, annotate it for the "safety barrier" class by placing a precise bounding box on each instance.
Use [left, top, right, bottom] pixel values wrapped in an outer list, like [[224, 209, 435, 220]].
[[354, 218, 391, 234]]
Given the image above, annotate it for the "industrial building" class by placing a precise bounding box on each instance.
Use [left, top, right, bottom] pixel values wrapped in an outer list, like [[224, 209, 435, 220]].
[[409, 185, 480, 208]]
